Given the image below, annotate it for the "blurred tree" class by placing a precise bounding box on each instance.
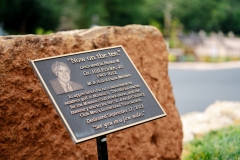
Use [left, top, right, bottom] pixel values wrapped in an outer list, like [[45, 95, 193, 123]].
[[56, 0, 82, 31], [220, 0, 240, 35], [173, 0, 221, 32], [1, 0, 240, 35], [172, 0, 240, 35], [58, 0, 240, 35], [75, 0, 107, 29], [149, 19, 162, 31], [144, 0, 176, 37], [145, 0, 164, 29], [0, 0, 61, 34], [169, 18, 183, 48], [104, 0, 149, 26], [73, 0, 150, 29]]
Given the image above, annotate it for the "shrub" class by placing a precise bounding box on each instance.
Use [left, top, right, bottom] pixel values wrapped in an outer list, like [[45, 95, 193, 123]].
[[183, 125, 240, 160]]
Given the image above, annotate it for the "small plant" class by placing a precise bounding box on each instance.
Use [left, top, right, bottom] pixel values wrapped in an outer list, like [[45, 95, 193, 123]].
[[168, 54, 177, 62], [36, 27, 53, 35], [183, 125, 240, 160]]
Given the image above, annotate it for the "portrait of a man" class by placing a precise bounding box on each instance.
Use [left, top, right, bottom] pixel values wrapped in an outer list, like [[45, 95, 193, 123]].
[[49, 61, 83, 95]]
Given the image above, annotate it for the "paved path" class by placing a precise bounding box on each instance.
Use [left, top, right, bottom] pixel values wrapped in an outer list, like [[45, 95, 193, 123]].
[[168, 61, 240, 115]]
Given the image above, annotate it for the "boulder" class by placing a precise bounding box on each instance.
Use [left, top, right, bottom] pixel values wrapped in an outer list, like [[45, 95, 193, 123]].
[[181, 101, 240, 143], [0, 25, 182, 160], [205, 101, 240, 121]]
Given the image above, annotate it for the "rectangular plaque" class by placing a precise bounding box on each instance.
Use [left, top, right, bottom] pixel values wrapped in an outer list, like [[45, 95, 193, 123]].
[[30, 46, 166, 143]]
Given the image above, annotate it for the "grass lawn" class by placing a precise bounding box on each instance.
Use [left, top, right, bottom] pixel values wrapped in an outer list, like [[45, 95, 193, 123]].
[[182, 125, 240, 160]]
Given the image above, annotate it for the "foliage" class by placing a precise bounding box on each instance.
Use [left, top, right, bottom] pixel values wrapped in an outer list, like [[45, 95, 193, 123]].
[[104, 0, 149, 26], [35, 27, 53, 35], [149, 19, 162, 31], [1, 0, 240, 35], [173, 0, 240, 35], [144, 0, 173, 36], [168, 54, 177, 62], [219, 0, 240, 35], [173, 0, 224, 32], [168, 19, 182, 48], [199, 56, 240, 62], [0, 0, 61, 34], [183, 125, 240, 160], [75, 0, 107, 29]]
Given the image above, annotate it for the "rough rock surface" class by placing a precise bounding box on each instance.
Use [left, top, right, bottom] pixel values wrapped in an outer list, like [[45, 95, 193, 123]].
[[0, 25, 182, 160]]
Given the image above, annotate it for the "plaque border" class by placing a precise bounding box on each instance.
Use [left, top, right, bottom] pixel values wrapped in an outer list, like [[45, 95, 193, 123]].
[[30, 45, 167, 143]]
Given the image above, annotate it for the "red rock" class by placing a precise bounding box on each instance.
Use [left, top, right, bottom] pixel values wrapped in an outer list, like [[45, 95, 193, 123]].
[[0, 25, 182, 160]]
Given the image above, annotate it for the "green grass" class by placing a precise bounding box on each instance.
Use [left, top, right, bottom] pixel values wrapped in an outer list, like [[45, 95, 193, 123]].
[[183, 125, 240, 160]]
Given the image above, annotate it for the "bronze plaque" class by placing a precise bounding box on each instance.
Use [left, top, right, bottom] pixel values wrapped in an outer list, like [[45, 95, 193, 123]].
[[30, 46, 166, 143]]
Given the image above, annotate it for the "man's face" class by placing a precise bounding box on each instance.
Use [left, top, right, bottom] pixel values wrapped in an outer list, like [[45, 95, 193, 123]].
[[57, 65, 71, 83]]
